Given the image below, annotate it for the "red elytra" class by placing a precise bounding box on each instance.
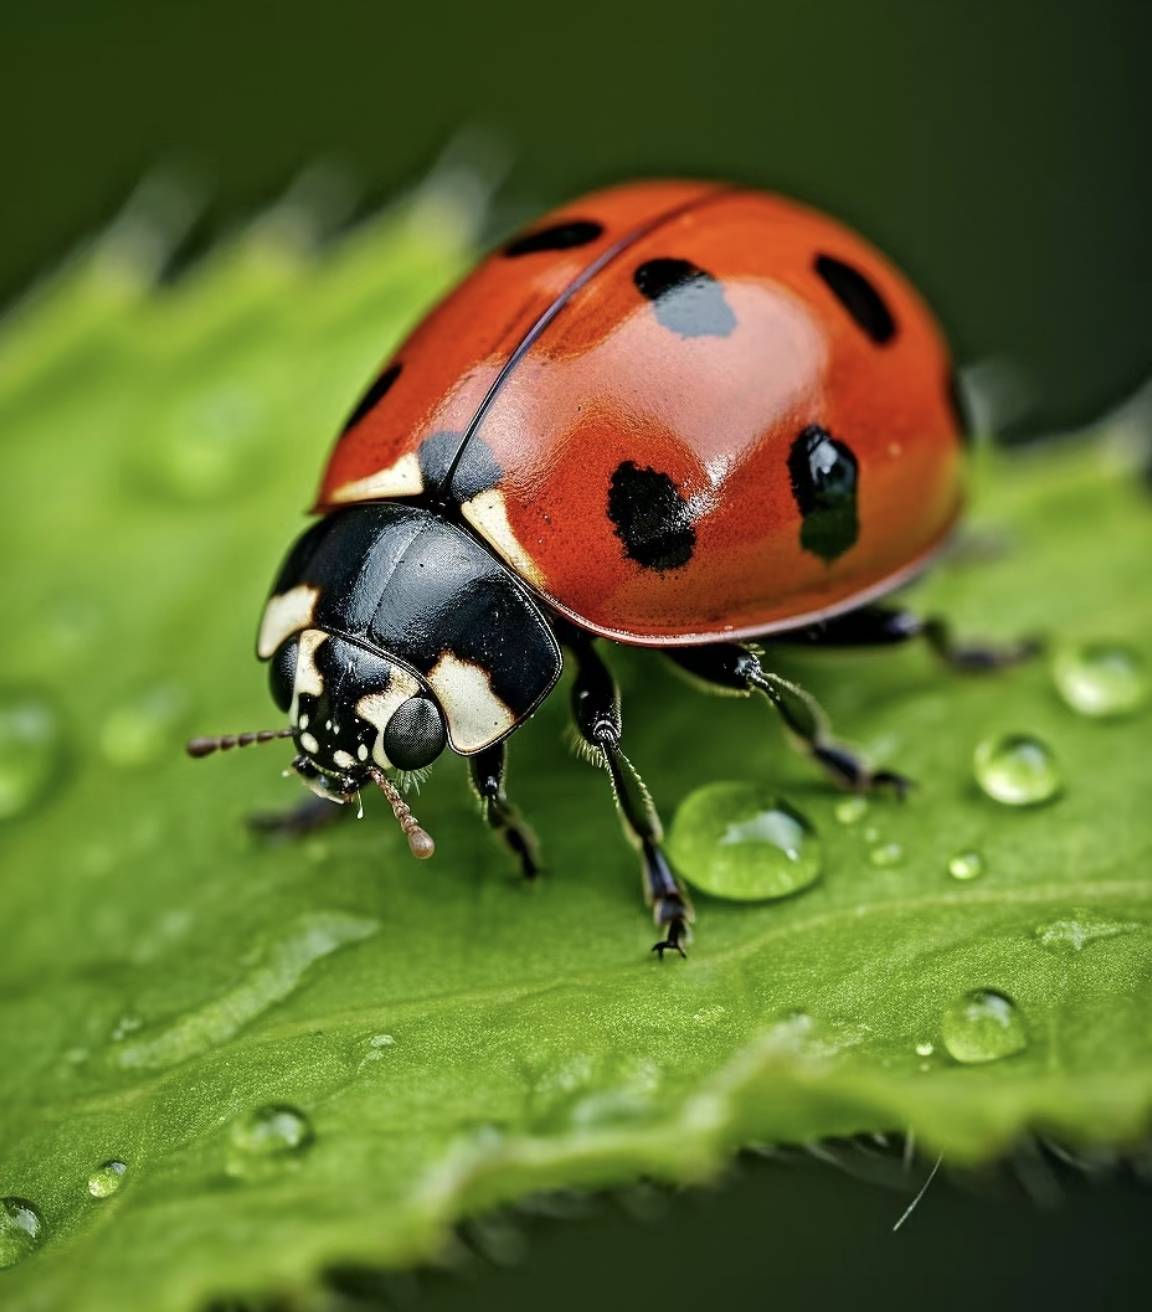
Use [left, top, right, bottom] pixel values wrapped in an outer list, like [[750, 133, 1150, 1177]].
[[315, 180, 963, 645]]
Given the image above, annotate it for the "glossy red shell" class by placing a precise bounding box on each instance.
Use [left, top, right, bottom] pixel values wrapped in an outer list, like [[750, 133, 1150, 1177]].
[[316, 181, 964, 645]]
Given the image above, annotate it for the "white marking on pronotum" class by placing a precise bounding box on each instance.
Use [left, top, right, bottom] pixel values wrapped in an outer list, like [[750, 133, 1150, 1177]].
[[357, 743, 369, 761], [427, 651, 515, 753], [333, 749, 357, 770], [356, 667, 422, 770], [329, 452, 424, 504], [300, 731, 321, 755], [257, 584, 321, 659], [460, 488, 546, 588], [289, 630, 329, 723]]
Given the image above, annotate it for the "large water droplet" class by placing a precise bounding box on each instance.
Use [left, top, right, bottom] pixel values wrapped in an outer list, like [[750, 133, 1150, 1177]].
[[87, 1160, 127, 1199], [1052, 643, 1148, 719], [227, 1104, 313, 1177], [0, 697, 62, 820], [947, 850, 986, 881], [0, 1197, 43, 1268], [667, 783, 822, 901], [973, 734, 1061, 807], [940, 989, 1028, 1064], [99, 684, 191, 768]]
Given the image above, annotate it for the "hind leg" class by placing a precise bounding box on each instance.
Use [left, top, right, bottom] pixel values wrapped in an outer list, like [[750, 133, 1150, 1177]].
[[668, 643, 909, 794]]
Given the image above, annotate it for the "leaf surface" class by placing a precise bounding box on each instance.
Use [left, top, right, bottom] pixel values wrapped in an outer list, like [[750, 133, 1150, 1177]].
[[0, 189, 1150, 1311]]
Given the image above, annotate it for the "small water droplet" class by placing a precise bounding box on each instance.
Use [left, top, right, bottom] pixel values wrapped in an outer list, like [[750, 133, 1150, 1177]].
[[87, 1160, 127, 1199], [567, 1089, 654, 1129], [0, 696, 63, 820], [667, 783, 821, 901], [940, 989, 1028, 1064], [869, 841, 905, 868], [150, 386, 266, 502], [1035, 917, 1137, 952], [110, 1013, 143, 1042], [973, 734, 1062, 807], [914, 1041, 935, 1057], [1052, 643, 1148, 719], [0, 1197, 43, 1269], [99, 684, 191, 768], [834, 796, 869, 825], [227, 1104, 313, 1177], [947, 850, 986, 881]]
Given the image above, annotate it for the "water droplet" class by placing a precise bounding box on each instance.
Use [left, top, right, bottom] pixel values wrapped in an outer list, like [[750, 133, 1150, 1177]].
[[834, 796, 869, 825], [973, 734, 1062, 807], [357, 1032, 396, 1069], [0, 1197, 43, 1269], [869, 841, 904, 868], [1052, 643, 1148, 719], [151, 386, 266, 502], [110, 1013, 143, 1042], [566, 1089, 654, 1130], [667, 783, 822, 901], [0, 696, 63, 820], [914, 1041, 935, 1057], [947, 850, 986, 881], [227, 1104, 313, 1177], [99, 684, 191, 768], [1035, 917, 1137, 952], [940, 989, 1028, 1064], [87, 1160, 127, 1199]]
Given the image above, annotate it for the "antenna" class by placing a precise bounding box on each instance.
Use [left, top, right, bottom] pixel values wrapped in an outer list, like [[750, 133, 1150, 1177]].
[[368, 766, 436, 860], [185, 728, 296, 758]]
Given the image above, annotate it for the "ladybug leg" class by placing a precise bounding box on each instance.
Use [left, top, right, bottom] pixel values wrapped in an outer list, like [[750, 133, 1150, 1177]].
[[469, 742, 542, 879], [781, 604, 1041, 673], [248, 794, 352, 838], [568, 635, 694, 959], [667, 644, 909, 796]]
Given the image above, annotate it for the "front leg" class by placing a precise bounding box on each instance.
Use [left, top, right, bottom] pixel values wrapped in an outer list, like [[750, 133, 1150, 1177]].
[[568, 635, 693, 958], [248, 793, 352, 838], [469, 742, 541, 879], [668, 643, 909, 795], [781, 604, 1041, 673]]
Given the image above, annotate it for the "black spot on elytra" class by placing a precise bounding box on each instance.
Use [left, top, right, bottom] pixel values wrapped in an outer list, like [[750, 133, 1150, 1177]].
[[632, 258, 736, 338], [607, 461, 696, 571], [814, 254, 896, 345], [787, 425, 859, 563], [340, 362, 402, 434], [417, 431, 502, 501], [503, 220, 604, 257]]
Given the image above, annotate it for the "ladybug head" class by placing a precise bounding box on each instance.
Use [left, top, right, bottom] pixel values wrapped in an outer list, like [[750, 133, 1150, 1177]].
[[185, 627, 442, 860]]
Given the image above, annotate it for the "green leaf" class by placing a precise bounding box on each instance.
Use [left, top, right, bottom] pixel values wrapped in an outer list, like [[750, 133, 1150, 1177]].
[[1, 180, 1150, 1312]]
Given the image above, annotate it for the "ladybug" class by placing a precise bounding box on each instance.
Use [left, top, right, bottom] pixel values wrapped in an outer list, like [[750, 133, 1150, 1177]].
[[189, 180, 1032, 957]]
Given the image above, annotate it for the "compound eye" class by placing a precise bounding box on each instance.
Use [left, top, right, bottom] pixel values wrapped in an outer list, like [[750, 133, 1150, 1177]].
[[382, 697, 447, 770], [269, 637, 299, 713]]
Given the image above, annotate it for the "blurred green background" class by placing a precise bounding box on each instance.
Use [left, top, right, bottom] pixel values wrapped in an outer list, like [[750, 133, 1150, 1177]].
[[3, 0, 1150, 1307], [5, 0, 1152, 431]]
